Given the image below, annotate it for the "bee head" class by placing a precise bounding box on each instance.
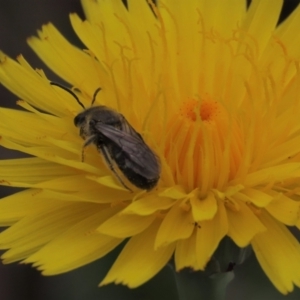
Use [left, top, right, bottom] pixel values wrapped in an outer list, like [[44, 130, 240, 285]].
[[74, 112, 86, 127]]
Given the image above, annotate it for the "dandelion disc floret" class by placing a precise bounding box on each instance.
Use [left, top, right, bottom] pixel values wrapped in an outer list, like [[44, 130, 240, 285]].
[[1, 0, 300, 295]]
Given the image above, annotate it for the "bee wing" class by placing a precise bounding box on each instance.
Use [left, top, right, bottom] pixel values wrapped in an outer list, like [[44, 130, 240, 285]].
[[120, 116, 144, 141], [95, 123, 160, 176]]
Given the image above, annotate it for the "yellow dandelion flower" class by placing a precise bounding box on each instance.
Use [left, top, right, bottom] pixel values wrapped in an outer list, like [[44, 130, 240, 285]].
[[1, 0, 300, 295]]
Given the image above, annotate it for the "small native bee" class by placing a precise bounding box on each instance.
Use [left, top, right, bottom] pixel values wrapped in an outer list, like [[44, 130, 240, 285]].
[[51, 83, 161, 191]]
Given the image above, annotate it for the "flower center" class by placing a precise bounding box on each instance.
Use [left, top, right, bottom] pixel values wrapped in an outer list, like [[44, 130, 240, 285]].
[[164, 96, 243, 195], [179, 98, 224, 123], [200, 101, 222, 122]]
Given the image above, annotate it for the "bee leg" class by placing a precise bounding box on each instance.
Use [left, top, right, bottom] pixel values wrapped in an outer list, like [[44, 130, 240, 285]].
[[99, 144, 133, 192], [81, 136, 96, 162], [81, 149, 85, 162]]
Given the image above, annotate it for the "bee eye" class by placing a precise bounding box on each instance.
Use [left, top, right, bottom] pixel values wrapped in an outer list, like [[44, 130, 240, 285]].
[[74, 114, 85, 126]]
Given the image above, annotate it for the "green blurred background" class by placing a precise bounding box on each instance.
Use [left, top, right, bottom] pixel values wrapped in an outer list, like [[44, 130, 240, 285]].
[[1, 0, 300, 299]]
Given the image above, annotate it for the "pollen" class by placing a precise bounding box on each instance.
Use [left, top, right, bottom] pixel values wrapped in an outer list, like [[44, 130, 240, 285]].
[[179, 97, 227, 124], [179, 99, 199, 121], [200, 100, 223, 123]]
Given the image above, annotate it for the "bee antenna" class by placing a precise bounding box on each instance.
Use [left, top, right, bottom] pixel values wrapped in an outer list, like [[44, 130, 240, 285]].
[[91, 87, 102, 106], [50, 82, 85, 110]]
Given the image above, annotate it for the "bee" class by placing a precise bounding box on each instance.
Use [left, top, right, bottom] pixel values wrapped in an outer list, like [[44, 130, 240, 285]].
[[51, 83, 161, 191]]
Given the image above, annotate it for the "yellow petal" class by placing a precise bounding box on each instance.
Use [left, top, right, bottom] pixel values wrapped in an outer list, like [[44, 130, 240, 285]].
[[0, 53, 69, 116], [158, 185, 187, 199], [206, 0, 246, 38], [0, 157, 76, 186], [100, 220, 175, 288], [0, 107, 67, 146], [274, 3, 300, 58], [175, 200, 228, 271], [242, 163, 300, 187], [86, 175, 130, 191], [0, 202, 100, 263], [223, 184, 245, 197], [190, 191, 218, 221], [28, 23, 101, 97], [175, 230, 197, 270], [16, 99, 80, 143], [33, 175, 101, 191], [262, 135, 300, 168], [265, 192, 300, 226], [31, 188, 129, 204], [97, 213, 155, 238], [226, 198, 266, 247], [252, 211, 300, 294], [127, 0, 159, 33], [155, 202, 194, 248], [122, 194, 175, 216], [237, 188, 272, 207], [24, 207, 122, 274], [195, 200, 228, 269], [240, 0, 283, 57], [0, 136, 101, 175], [69, 13, 118, 69], [0, 189, 51, 225]]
